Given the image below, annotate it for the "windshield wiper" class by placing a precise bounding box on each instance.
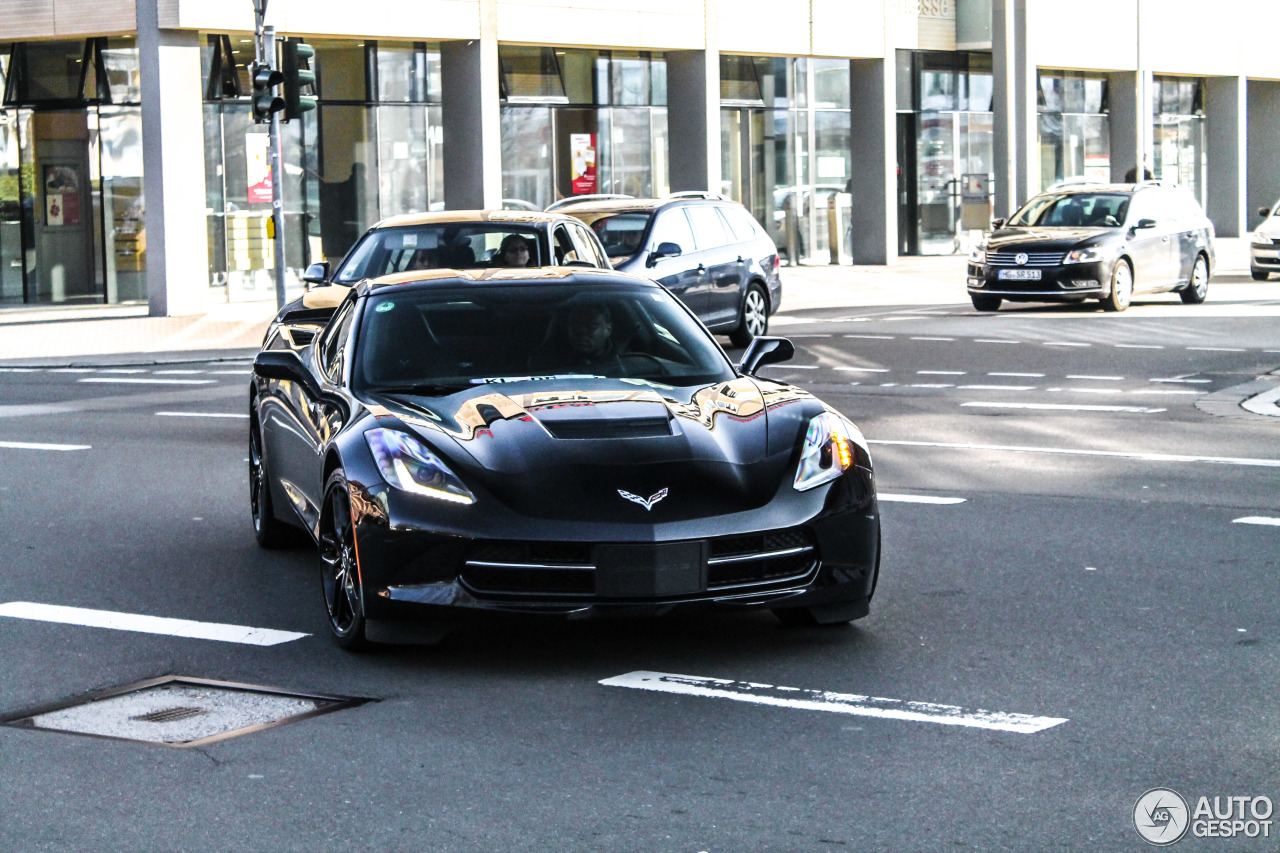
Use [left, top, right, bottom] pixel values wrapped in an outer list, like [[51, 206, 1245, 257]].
[[370, 383, 469, 397]]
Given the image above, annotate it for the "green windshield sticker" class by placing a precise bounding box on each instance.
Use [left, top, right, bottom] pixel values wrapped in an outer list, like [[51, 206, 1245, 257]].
[[376, 302, 395, 313]]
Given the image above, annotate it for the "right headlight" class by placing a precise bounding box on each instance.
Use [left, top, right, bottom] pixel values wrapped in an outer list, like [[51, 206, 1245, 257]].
[[969, 245, 986, 265], [793, 412, 870, 492], [365, 428, 476, 505], [1063, 246, 1106, 264], [1253, 231, 1272, 247]]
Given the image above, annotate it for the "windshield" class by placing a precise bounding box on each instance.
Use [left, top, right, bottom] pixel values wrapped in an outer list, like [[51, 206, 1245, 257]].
[[1007, 193, 1130, 228], [569, 210, 653, 259], [333, 225, 544, 283], [352, 282, 735, 393]]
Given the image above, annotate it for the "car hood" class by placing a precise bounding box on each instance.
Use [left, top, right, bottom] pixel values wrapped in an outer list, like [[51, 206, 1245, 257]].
[[361, 376, 823, 522], [987, 227, 1113, 252], [1257, 217, 1280, 239]]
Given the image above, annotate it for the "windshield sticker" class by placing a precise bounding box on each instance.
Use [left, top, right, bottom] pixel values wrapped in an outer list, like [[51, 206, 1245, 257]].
[[401, 233, 417, 247], [472, 375, 603, 384], [376, 302, 395, 313]]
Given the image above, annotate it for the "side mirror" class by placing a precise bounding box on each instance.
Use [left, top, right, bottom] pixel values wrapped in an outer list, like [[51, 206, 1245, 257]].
[[990, 218, 1006, 231], [1260, 206, 1273, 219], [646, 241, 683, 267], [254, 350, 320, 397], [1135, 218, 1157, 230], [737, 336, 795, 376], [302, 261, 330, 285]]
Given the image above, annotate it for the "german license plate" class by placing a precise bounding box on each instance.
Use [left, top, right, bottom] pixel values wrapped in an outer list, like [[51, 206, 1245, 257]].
[[594, 542, 707, 597], [998, 269, 1042, 281]]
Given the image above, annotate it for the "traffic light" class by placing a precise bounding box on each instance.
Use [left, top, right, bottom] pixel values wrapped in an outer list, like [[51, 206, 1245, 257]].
[[282, 39, 317, 121], [251, 61, 285, 123]]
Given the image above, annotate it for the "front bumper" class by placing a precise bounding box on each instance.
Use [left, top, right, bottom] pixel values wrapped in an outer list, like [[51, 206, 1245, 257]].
[[1250, 241, 1280, 270], [967, 260, 1108, 301], [347, 468, 879, 627]]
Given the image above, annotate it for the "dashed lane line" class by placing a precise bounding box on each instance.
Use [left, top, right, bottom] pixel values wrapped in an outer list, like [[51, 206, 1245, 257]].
[[155, 411, 250, 419], [1234, 517, 1280, 527], [78, 377, 216, 385], [870, 439, 1280, 467], [879, 494, 967, 504], [961, 402, 1164, 413], [599, 671, 1068, 734], [0, 602, 308, 646], [0, 440, 91, 451]]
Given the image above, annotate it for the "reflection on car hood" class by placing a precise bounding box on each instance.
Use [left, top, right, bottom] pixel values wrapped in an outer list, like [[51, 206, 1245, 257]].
[[362, 377, 823, 521], [1257, 218, 1280, 239], [987, 227, 1112, 251]]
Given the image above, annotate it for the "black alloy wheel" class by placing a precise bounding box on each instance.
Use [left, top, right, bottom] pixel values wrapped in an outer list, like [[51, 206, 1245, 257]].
[[250, 415, 293, 548], [970, 294, 1002, 312], [318, 468, 368, 649], [1101, 259, 1133, 312], [730, 284, 769, 347], [1180, 255, 1209, 304]]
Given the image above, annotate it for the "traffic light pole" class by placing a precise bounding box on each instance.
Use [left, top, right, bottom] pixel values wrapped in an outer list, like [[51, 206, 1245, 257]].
[[265, 26, 287, 311]]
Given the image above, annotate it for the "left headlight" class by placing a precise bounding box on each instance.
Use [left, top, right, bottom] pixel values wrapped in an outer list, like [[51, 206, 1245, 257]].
[[365, 428, 476, 505], [1063, 246, 1106, 264], [793, 412, 870, 492], [969, 244, 986, 265]]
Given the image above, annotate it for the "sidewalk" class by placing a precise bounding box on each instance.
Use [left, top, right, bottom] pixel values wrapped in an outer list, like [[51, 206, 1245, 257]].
[[0, 238, 1259, 367]]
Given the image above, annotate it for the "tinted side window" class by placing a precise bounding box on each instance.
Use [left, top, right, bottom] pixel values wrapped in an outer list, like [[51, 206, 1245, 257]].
[[321, 298, 357, 381], [719, 206, 758, 243], [553, 226, 579, 263], [570, 222, 608, 267], [684, 205, 731, 250], [649, 209, 695, 253]]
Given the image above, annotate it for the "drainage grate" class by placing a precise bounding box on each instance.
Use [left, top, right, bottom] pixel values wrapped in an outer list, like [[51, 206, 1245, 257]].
[[0, 676, 371, 748]]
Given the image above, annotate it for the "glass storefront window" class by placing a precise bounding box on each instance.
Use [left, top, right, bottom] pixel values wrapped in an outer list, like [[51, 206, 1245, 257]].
[[376, 43, 425, 103], [0, 109, 25, 303], [501, 47, 567, 102], [1037, 70, 1110, 191], [377, 104, 428, 218], [22, 42, 86, 102], [313, 39, 369, 102], [97, 106, 144, 302], [102, 39, 140, 104], [501, 106, 554, 210], [812, 59, 849, 110]]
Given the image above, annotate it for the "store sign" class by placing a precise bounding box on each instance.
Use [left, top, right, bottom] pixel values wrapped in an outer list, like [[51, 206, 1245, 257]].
[[43, 164, 81, 227], [891, 0, 953, 15], [570, 133, 597, 195], [246, 134, 273, 204]]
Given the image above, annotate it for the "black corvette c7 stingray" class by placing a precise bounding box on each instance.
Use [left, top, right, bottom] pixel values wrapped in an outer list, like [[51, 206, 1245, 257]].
[[250, 267, 880, 648]]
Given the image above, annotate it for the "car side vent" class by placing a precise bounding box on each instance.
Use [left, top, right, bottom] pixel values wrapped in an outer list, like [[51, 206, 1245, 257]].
[[284, 327, 317, 348], [542, 417, 673, 440]]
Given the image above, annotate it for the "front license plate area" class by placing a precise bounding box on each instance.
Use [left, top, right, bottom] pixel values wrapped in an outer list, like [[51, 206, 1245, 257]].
[[594, 542, 708, 598], [998, 268, 1042, 280]]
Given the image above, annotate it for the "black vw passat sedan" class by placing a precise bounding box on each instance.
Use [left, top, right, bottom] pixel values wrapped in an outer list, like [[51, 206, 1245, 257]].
[[561, 195, 783, 346], [967, 183, 1214, 312], [250, 267, 878, 648]]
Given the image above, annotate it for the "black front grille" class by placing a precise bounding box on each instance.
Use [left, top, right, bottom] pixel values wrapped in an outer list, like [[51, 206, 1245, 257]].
[[707, 527, 817, 589]]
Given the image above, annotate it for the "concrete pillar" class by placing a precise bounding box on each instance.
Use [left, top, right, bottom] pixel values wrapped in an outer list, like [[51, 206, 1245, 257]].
[[665, 50, 721, 193], [441, 11, 501, 210], [991, 0, 1034, 216], [1206, 76, 1247, 237], [137, 0, 209, 317], [1107, 71, 1146, 183], [848, 59, 896, 265], [1246, 80, 1280, 230]]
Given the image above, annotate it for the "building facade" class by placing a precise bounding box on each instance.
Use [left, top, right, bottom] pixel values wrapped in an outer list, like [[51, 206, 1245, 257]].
[[1, 0, 1278, 314]]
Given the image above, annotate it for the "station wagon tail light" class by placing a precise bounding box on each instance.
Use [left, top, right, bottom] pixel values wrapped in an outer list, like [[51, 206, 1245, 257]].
[[793, 412, 869, 492], [365, 428, 475, 505], [770, 254, 780, 275]]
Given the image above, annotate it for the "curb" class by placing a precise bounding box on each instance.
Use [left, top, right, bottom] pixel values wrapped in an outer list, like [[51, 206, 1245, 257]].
[[1196, 373, 1280, 420]]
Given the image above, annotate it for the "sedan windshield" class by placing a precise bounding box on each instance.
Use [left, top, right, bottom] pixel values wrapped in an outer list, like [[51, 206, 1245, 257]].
[[352, 282, 735, 392], [333, 225, 544, 283], [570, 211, 653, 259], [1008, 193, 1130, 228]]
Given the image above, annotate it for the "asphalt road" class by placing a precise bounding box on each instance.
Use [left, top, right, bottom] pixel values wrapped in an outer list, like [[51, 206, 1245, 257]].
[[0, 285, 1277, 852]]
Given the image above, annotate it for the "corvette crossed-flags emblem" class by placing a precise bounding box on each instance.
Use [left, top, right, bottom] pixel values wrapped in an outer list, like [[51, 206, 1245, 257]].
[[617, 488, 668, 510]]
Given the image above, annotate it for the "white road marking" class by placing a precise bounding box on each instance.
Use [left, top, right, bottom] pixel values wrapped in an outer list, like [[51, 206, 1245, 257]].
[[1150, 378, 1210, 383], [958, 384, 1035, 391], [0, 602, 308, 646], [155, 411, 250, 419], [843, 334, 895, 340], [1067, 375, 1123, 381], [1115, 344, 1163, 349], [1064, 388, 1124, 394], [788, 334, 832, 338], [975, 339, 1021, 344], [96, 368, 148, 374], [210, 369, 252, 375], [49, 368, 96, 373], [880, 382, 899, 387], [599, 671, 1067, 734], [0, 368, 37, 373], [990, 372, 1043, 377], [961, 402, 1165, 413], [0, 440, 91, 451], [1234, 517, 1280, 527], [911, 336, 955, 341], [879, 494, 967, 504], [1187, 347, 1245, 352], [917, 370, 966, 375], [835, 367, 890, 373], [910, 383, 953, 388], [870, 439, 1280, 467], [1134, 389, 1204, 395], [1043, 341, 1090, 347], [79, 377, 216, 385], [153, 369, 206, 375], [777, 365, 818, 369]]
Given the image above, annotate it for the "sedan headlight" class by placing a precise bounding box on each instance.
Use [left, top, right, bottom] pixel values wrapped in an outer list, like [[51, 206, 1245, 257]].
[[1253, 231, 1272, 247], [365, 428, 475, 504], [793, 412, 870, 492], [1063, 246, 1106, 264], [969, 245, 986, 265]]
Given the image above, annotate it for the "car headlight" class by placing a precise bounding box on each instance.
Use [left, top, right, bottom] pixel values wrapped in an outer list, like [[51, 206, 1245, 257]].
[[1253, 231, 1272, 247], [1063, 246, 1106, 264], [969, 245, 986, 264], [793, 412, 870, 492], [365, 428, 475, 504]]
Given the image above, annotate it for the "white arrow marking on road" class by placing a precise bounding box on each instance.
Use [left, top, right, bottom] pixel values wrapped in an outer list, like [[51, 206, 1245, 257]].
[[879, 494, 967, 504], [600, 672, 1068, 734], [1234, 517, 1280, 527], [871, 439, 1280, 468], [155, 411, 250, 419], [0, 440, 90, 451], [0, 602, 308, 646]]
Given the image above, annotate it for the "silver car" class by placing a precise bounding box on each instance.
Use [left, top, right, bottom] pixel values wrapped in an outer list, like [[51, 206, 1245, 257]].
[[1251, 201, 1280, 281]]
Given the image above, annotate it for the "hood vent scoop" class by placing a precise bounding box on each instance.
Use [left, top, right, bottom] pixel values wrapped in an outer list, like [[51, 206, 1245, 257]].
[[542, 416, 674, 440]]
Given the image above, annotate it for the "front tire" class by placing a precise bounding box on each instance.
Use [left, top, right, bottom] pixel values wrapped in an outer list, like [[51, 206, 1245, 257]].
[[1101, 259, 1133, 312], [970, 294, 1002, 312], [730, 284, 769, 348], [1180, 254, 1209, 304], [1251, 267, 1269, 281], [318, 468, 368, 650]]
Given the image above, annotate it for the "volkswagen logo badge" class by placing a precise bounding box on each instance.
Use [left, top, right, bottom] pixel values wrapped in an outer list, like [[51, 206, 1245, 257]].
[[1015, 252, 1029, 266]]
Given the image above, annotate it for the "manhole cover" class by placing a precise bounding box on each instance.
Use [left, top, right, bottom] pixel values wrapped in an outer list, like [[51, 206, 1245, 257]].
[[0, 676, 370, 747]]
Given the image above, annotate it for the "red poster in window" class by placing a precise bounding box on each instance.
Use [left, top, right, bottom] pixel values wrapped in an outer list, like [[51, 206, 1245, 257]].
[[570, 133, 597, 195], [43, 164, 82, 226]]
